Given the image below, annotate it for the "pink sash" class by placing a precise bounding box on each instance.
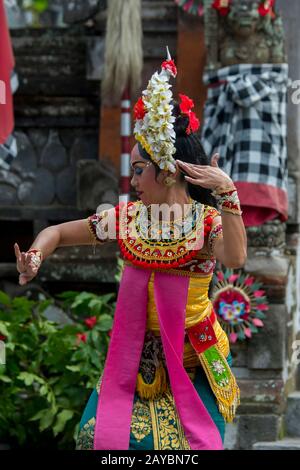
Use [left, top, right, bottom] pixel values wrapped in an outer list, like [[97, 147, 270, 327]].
[[93, 264, 223, 450]]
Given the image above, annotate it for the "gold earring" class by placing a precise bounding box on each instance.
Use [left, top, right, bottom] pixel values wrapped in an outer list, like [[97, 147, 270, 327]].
[[164, 177, 176, 187]]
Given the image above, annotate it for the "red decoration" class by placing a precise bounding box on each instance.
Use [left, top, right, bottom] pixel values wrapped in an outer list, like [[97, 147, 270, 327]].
[[179, 94, 194, 114], [76, 333, 87, 344], [187, 112, 200, 134], [179, 94, 200, 135], [212, 0, 231, 16], [187, 313, 218, 354], [84, 316, 97, 329], [174, 0, 204, 17], [258, 0, 275, 18], [161, 59, 177, 77], [212, 269, 269, 343], [0, 0, 15, 146], [134, 97, 146, 120]]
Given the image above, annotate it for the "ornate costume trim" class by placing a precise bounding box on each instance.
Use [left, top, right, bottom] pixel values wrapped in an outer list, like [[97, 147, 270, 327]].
[[208, 224, 223, 255], [211, 187, 242, 216], [117, 201, 206, 269], [76, 417, 95, 450], [87, 213, 107, 244], [136, 331, 168, 400], [197, 345, 240, 423], [184, 312, 240, 423], [130, 399, 152, 443], [149, 391, 190, 450]]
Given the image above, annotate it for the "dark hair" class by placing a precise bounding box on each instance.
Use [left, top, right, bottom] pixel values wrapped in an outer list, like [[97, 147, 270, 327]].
[[137, 102, 218, 209]]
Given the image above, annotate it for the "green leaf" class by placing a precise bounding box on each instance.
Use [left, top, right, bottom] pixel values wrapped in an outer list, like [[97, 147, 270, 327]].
[[249, 324, 258, 333], [30, 409, 49, 422], [53, 409, 74, 436], [0, 375, 11, 383], [0, 322, 9, 337], [57, 291, 80, 300], [224, 268, 233, 280], [251, 282, 262, 291], [237, 330, 245, 340], [66, 365, 81, 372], [0, 291, 11, 307], [88, 299, 101, 308], [17, 372, 44, 386], [39, 410, 56, 432], [99, 293, 115, 304], [255, 311, 266, 319], [39, 385, 48, 396], [71, 292, 94, 309], [33, 0, 49, 14], [37, 299, 53, 314], [97, 314, 113, 332]]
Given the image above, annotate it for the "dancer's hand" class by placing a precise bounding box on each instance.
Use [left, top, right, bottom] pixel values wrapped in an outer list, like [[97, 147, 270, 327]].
[[176, 153, 234, 190], [14, 243, 42, 286]]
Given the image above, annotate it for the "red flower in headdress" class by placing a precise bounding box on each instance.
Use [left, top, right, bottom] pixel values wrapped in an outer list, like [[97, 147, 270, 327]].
[[258, 0, 276, 18], [161, 59, 177, 77], [134, 97, 146, 120], [212, 0, 231, 16], [187, 112, 200, 135], [179, 94, 194, 114], [179, 94, 200, 135]]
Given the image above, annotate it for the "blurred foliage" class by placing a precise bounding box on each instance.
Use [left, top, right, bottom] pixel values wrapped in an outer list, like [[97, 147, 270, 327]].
[[21, 0, 48, 13], [0, 288, 115, 449]]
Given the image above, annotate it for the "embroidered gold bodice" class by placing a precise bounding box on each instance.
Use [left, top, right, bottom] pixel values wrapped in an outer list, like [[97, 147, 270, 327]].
[[87, 200, 227, 361], [86, 202, 240, 424]]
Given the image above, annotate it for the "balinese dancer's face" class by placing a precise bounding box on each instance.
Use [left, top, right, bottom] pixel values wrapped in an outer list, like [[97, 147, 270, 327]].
[[130, 144, 173, 206]]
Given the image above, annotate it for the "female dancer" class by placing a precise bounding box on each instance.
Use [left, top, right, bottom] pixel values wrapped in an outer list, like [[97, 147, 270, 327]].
[[14, 53, 247, 450]]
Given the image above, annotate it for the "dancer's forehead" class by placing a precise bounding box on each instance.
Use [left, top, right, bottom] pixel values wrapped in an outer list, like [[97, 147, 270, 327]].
[[130, 144, 150, 167]]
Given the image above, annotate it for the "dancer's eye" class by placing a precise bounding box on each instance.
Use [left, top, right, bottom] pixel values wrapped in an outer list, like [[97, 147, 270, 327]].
[[133, 167, 143, 176]]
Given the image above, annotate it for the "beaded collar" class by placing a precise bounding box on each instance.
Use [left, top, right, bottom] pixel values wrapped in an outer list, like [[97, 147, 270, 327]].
[[116, 200, 205, 269]]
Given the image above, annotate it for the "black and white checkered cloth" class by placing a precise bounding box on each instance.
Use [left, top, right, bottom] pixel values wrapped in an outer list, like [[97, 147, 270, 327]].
[[0, 69, 18, 169], [201, 63, 289, 217]]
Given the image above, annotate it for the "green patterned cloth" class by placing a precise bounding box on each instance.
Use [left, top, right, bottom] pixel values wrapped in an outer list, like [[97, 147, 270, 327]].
[[76, 353, 232, 450]]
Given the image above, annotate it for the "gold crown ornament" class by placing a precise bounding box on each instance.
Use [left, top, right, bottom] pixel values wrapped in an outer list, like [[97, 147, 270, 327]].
[[133, 47, 200, 174]]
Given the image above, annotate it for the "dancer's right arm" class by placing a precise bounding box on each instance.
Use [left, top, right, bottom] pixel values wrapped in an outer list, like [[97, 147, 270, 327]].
[[14, 207, 116, 285]]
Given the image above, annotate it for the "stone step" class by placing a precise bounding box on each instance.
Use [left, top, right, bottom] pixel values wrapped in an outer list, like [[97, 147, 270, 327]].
[[285, 391, 300, 437], [253, 438, 300, 450]]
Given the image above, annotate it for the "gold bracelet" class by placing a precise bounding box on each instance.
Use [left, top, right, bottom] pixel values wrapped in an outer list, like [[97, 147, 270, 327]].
[[212, 187, 243, 216], [212, 184, 236, 196]]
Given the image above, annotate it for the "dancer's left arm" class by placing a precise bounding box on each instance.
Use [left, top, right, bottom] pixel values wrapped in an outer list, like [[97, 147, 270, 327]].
[[176, 154, 247, 269]]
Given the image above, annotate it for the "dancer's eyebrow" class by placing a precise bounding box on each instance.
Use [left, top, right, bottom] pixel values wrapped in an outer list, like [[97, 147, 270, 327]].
[[130, 161, 148, 168]]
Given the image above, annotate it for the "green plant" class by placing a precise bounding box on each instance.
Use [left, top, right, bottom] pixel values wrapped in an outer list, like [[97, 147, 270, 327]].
[[22, 0, 48, 14], [0, 289, 115, 449], [20, 0, 49, 27]]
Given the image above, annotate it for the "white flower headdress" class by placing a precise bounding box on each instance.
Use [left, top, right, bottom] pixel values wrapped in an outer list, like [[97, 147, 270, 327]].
[[133, 47, 200, 174]]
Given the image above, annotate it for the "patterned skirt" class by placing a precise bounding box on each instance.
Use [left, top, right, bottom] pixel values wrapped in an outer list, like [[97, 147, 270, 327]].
[[76, 353, 232, 450]]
